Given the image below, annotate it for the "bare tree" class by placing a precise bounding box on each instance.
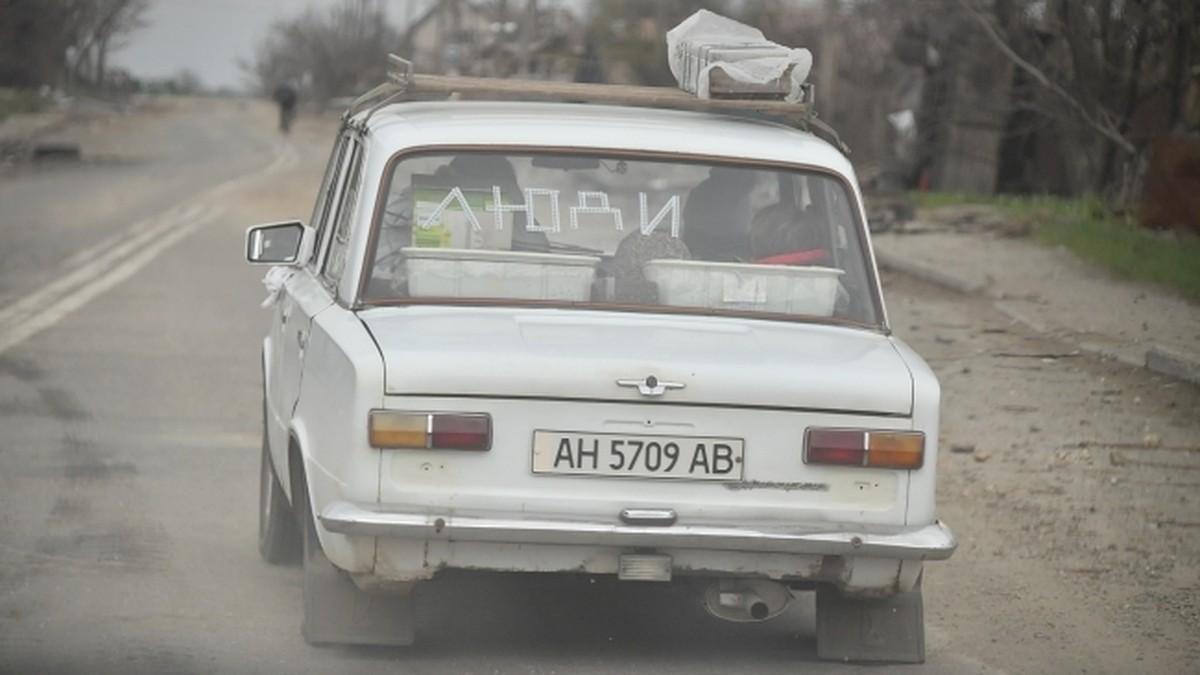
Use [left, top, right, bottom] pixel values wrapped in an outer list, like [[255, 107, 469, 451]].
[[0, 0, 147, 91], [734, 0, 1198, 200], [583, 0, 730, 86], [956, 0, 1199, 200], [245, 0, 402, 103], [1, 1, 62, 87], [62, 0, 149, 88]]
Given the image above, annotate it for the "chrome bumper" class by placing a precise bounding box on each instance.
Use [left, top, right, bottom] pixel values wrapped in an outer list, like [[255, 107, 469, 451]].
[[320, 502, 957, 561]]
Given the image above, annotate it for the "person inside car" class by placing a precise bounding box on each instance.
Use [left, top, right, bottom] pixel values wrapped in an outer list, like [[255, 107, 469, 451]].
[[748, 202, 830, 265]]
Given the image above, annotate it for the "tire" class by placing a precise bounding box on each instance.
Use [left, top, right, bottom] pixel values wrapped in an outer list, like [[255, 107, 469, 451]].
[[298, 466, 415, 646], [815, 577, 925, 663], [258, 411, 300, 565]]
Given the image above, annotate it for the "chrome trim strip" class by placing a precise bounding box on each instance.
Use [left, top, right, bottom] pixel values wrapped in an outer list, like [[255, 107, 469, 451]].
[[320, 501, 956, 560], [378, 392, 912, 418], [619, 508, 678, 526]]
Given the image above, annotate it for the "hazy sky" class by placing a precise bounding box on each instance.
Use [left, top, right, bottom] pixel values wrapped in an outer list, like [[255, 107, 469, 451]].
[[109, 0, 438, 91]]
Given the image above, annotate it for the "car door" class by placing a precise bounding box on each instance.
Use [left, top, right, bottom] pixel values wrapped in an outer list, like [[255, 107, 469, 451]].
[[264, 132, 359, 464]]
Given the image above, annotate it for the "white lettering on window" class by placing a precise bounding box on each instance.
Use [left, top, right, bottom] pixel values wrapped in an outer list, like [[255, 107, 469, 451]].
[[639, 193, 680, 237], [418, 187, 484, 231], [489, 187, 562, 232], [420, 185, 684, 238], [570, 191, 624, 231]]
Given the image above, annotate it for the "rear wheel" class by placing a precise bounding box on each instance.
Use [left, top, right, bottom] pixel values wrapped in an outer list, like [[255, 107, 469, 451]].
[[298, 468, 415, 646], [815, 577, 925, 663], [257, 417, 300, 564]]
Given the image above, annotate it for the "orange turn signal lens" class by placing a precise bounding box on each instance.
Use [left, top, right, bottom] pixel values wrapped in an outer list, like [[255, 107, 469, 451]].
[[369, 411, 428, 448], [369, 411, 492, 451], [866, 431, 925, 469]]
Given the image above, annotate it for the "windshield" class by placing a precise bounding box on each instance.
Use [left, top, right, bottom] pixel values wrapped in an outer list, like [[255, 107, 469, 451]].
[[362, 150, 881, 325]]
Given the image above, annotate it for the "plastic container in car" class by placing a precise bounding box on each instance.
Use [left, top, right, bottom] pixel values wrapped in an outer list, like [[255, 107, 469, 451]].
[[644, 259, 842, 315], [402, 247, 599, 301]]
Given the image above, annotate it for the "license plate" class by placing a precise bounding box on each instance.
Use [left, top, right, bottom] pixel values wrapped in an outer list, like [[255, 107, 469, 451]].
[[532, 430, 744, 480]]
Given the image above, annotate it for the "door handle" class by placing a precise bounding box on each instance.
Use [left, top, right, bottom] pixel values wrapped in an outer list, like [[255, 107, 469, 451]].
[[297, 330, 308, 350]]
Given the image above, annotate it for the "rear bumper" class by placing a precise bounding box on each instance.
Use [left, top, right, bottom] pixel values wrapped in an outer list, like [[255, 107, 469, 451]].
[[319, 501, 957, 561]]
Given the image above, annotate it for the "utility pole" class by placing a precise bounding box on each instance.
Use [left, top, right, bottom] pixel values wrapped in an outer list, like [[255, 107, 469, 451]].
[[518, 0, 538, 76], [816, 0, 839, 124]]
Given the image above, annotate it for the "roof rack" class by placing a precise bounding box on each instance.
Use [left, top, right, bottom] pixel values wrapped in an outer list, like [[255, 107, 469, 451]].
[[344, 55, 848, 154]]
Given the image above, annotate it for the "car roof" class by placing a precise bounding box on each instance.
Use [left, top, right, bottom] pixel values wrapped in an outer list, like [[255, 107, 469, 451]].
[[357, 100, 854, 175]]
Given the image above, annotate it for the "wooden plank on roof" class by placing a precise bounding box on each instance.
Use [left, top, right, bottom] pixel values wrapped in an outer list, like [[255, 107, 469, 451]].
[[398, 73, 813, 122]]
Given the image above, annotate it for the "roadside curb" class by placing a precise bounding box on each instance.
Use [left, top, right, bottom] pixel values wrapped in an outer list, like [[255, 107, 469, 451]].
[[1146, 346, 1200, 387], [877, 250, 1200, 387], [0, 110, 70, 162], [875, 252, 985, 295], [0, 99, 125, 159], [0, 110, 67, 143]]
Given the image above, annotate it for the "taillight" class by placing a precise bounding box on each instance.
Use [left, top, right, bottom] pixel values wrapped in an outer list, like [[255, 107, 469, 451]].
[[431, 414, 491, 449], [368, 411, 426, 448], [804, 428, 924, 470], [369, 411, 492, 451], [866, 431, 924, 469], [805, 429, 865, 465]]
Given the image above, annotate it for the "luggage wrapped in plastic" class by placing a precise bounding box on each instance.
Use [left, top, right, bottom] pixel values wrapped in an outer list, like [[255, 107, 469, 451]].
[[666, 9, 813, 101]]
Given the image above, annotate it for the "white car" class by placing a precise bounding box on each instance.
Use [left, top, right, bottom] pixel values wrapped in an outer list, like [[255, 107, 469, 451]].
[[246, 63, 955, 663]]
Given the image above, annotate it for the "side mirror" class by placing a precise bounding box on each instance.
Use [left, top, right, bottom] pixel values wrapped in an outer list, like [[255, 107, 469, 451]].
[[246, 221, 307, 264]]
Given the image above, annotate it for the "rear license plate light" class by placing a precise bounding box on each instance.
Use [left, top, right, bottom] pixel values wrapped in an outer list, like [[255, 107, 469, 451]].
[[618, 554, 673, 582]]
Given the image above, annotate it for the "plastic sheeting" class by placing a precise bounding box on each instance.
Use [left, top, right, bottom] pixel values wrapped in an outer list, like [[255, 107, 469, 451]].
[[260, 266, 295, 308], [666, 9, 813, 102]]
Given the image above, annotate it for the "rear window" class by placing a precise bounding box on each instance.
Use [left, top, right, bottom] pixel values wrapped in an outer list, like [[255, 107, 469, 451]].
[[362, 150, 880, 325]]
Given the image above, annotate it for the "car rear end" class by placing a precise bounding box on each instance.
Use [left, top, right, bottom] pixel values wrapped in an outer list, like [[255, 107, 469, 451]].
[[310, 102, 953, 660], [328, 108, 953, 578], [325, 304, 952, 601]]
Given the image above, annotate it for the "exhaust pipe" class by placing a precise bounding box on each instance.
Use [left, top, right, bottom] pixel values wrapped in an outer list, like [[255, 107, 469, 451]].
[[700, 580, 791, 623]]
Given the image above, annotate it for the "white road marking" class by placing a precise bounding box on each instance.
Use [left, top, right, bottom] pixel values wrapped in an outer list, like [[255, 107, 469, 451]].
[[0, 139, 299, 356]]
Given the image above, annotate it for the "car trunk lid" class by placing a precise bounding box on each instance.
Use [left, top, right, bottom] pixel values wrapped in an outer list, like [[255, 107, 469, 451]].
[[360, 306, 912, 415]]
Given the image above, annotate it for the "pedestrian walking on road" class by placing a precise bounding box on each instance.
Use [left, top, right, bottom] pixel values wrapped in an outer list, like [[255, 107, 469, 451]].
[[273, 83, 298, 135]]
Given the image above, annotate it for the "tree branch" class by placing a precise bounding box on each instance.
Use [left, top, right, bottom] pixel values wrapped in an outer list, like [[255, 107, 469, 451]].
[[954, 0, 1136, 155]]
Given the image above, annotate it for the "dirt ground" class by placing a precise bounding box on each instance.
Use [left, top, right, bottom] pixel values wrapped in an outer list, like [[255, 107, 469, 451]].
[[3, 97, 1198, 673], [878, 216, 1200, 672]]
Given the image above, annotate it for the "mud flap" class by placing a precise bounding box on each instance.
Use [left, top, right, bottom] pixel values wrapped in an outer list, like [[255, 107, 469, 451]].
[[300, 492, 414, 646], [814, 583, 925, 663]]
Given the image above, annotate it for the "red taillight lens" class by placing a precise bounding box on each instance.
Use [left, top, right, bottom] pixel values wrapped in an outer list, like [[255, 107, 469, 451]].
[[369, 411, 491, 451], [805, 429, 866, 466], [805, 428, 924, 469], [431, 414, 491, 450]]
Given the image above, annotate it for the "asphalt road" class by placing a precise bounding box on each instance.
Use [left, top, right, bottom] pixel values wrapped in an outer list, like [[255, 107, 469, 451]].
[[0, 98, 1194, 674]]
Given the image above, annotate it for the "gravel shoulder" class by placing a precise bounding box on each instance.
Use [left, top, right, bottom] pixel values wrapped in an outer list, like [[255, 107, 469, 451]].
[[873, 207, 1200, 384], [878, 213, 1200, 673]]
